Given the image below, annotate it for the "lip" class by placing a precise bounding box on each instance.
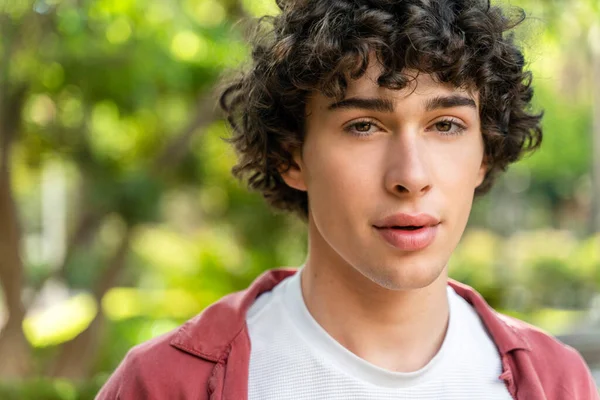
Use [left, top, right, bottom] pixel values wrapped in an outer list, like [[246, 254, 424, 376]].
[[373, 213, 440, 251], [373, 213, 440, 229]]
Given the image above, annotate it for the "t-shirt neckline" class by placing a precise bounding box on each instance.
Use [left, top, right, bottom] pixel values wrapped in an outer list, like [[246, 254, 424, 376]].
[[280, 269, 463, 388]]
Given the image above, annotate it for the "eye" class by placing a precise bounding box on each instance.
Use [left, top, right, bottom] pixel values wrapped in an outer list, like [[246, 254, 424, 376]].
[[435, 121, 453, 132], [429, 118, 467, 136], [344, 119, 381, 136], [355, 122, 372, 132]]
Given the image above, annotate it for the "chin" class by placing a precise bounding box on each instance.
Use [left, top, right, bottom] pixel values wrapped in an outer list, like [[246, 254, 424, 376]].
[[359, 259, 446, 291]]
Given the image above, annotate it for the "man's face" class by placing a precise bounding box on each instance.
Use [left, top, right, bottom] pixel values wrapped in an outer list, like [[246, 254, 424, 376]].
[[283, 65, 486, 290]]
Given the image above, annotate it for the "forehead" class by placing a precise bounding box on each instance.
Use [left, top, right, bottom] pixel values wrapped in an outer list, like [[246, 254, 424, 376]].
[[309, 61, 479, 110], [354, 63, 476, 103]]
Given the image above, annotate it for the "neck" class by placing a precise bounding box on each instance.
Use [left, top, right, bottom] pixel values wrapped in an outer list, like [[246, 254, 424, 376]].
[[300, 237, 450, 373]]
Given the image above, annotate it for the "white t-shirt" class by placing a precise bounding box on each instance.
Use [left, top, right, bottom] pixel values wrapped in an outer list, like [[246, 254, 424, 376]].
[[246, 270, 513, 399]]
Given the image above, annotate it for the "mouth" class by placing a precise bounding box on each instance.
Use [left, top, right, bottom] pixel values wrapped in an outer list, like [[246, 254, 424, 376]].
[[372, 214, 441, 251], [374, 225, 439, 251], [387, 225, 425, 231], [372, 212, 440, 230]]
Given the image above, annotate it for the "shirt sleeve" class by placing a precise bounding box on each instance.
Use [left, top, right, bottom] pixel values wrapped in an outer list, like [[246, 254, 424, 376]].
[[565, 345, 600, 399], [95, 349, 153, 400]]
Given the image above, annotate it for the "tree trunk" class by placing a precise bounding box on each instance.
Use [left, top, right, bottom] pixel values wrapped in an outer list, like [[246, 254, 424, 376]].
[[48, 226, 134, 380], [0, 94, 32, 378], [0, 167, 31, 377], [0, 28, 31, 372]]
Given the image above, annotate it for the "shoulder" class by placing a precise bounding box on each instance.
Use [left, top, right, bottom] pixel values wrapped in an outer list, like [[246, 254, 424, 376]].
[[95, 269, 297, 399], [498, 312, 582, 364], [450, 280, 595, 381], [450, 279, 597, 397], [498, 313, 598, 398], [96, 327, 215, 400]]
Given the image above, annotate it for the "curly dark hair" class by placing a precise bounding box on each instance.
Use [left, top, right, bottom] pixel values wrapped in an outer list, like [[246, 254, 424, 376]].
[[220, 0, 543, 219]]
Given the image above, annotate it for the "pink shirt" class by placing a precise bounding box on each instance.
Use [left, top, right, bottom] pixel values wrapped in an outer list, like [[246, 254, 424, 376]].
[[97, 269, 599, 400]]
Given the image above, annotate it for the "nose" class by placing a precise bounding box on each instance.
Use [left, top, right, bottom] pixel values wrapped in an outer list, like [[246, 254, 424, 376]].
[[383, 133, 432, 197]]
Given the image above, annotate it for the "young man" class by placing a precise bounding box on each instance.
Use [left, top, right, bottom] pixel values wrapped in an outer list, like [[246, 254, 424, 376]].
[[98, 0, 599, 399]]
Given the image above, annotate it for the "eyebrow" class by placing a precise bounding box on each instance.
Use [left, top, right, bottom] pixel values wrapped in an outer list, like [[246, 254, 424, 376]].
[[424, 95, 477, 112], [327, 97, 395, 113], [327, 94, 477, 113]]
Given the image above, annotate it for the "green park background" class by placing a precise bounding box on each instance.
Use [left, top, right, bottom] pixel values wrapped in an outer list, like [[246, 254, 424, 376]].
[[0, 0, 599, 397]]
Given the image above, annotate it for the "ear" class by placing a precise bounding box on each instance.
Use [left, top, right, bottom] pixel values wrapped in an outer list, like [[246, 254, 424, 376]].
[[476, 155, 488, 187], [279, 149, 307, 192]]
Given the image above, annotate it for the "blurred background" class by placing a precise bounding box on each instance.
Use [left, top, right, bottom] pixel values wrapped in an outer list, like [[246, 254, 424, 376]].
[[0, 0, 598, 397]]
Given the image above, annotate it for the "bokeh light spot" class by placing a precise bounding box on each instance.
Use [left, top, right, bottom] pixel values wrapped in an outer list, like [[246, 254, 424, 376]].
[[106, 17, 132, 44], [42, 62, 65, 90], [187, 0, 226, 27], [23, 293, 98, 348], [170, 30, 208, 61], [26, 94, 57, 126]]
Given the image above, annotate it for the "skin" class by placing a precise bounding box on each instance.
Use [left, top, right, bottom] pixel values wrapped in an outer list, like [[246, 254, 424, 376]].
[[281, 63, 487, 372]]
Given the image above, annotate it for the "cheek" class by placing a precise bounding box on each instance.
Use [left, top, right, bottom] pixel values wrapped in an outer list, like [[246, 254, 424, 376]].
[[431, 138, 484, 187], [432, 143, 482, 228], [303, 136, 378, 198]]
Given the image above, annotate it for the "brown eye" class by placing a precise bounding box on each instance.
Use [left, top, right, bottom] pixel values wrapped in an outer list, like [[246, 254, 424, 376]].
[[355, 122, 372, 132], [435, 121, 452, 132], [428, 118, 467, 136], [344, 120, 381, 137]]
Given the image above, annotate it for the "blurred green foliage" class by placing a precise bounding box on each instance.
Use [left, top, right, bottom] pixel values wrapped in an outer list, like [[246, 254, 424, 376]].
[[0, 0, 598, 397], [0, 377, 104, 400], [449, 231, 600, 313]]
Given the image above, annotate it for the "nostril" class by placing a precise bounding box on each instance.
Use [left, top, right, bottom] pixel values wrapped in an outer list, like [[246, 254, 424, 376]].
[[395, 185, 409, 193]]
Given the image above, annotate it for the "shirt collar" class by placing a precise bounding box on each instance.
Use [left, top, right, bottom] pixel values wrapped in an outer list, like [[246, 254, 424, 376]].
[[170, 268, 296, 361], [170, 268, 530, 361], [448, 279, 531, 353]]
